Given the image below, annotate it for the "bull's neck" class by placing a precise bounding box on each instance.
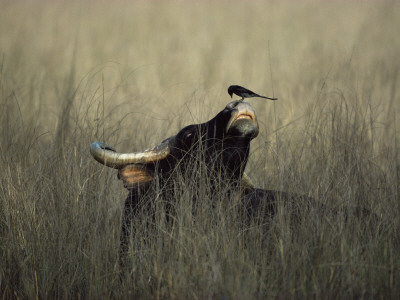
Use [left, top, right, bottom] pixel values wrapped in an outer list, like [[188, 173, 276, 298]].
[[219, 136, 251, 182]]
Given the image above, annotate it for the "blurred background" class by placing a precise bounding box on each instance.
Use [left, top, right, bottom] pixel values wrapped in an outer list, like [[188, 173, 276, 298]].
[[2, 0, 398, 146]]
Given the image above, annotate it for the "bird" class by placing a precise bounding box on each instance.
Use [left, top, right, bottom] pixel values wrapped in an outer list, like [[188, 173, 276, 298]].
[[228, 85, 277, 101]]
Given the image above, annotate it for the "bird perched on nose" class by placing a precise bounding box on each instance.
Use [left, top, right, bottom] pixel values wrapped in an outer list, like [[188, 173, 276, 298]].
[[228, 85, 277, 101]]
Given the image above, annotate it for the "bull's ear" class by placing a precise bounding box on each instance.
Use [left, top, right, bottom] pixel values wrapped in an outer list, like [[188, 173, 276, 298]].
[[118, 164, 154, 189]]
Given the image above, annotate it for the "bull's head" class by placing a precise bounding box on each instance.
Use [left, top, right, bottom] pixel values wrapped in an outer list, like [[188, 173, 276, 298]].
[[90, 100, 259, 189]]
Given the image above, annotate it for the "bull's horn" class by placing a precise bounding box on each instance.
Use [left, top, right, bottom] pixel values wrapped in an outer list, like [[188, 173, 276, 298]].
[[90, 137, 174, 168]]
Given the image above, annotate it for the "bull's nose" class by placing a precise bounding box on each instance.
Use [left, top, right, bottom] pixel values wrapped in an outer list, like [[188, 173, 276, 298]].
[[225, 100, 242, 110]]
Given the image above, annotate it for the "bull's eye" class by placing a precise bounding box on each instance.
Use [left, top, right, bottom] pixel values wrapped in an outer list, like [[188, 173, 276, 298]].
[[182, 132, 194, 147]]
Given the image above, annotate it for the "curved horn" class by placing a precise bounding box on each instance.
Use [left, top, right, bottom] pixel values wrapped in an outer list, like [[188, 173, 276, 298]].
[[90, 136, 174, 168]]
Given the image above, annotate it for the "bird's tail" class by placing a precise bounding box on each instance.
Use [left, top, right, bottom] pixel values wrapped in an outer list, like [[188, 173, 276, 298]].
[[260, 95, 278, 101]]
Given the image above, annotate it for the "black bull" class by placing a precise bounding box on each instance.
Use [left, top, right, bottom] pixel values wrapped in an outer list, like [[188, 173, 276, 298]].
[[90, 101, 312, 261]]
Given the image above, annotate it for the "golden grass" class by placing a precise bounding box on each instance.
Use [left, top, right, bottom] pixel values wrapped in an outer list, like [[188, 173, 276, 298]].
[[1, 1, 399, 298]]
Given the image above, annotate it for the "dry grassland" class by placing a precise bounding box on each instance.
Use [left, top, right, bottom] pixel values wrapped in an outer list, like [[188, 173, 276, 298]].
[[1, 0, 399, 298]]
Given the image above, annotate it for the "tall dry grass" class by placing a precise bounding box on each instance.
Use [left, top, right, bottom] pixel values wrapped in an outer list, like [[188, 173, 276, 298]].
[[1, 1, 399, 298]]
